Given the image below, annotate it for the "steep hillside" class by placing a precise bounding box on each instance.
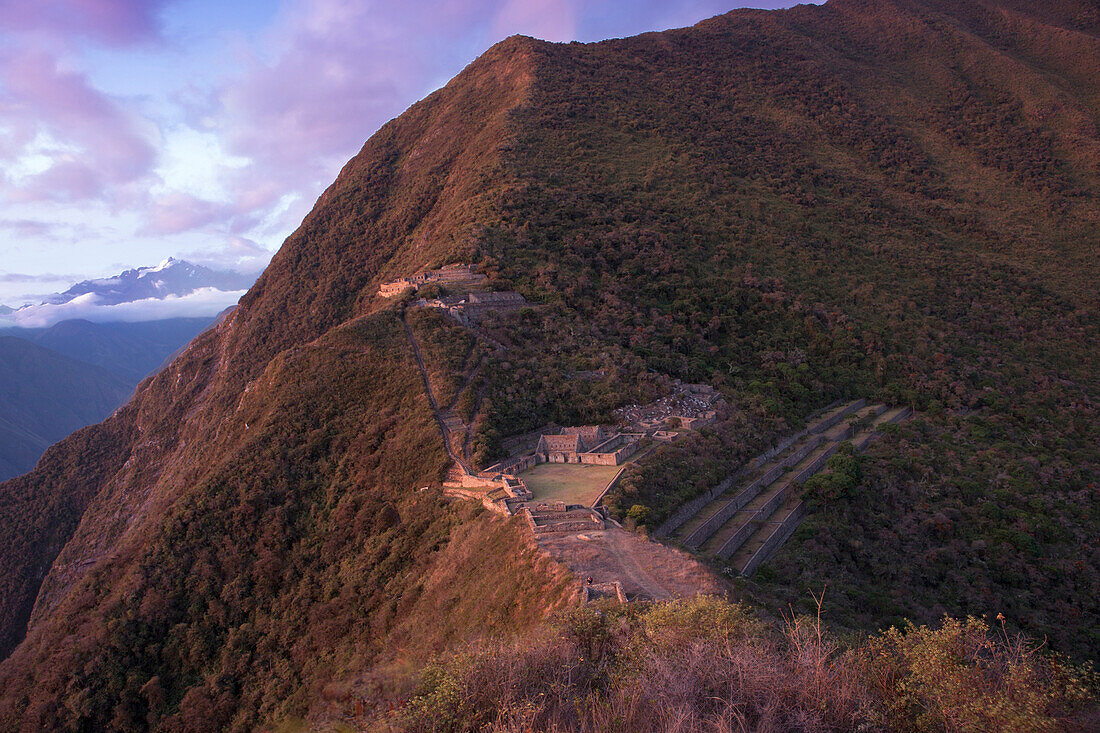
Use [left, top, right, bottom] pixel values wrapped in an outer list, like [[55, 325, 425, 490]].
[[474, 0, 1099, 656], [0, 36, 566, 731], [0, 337, 132, 481], [0, 0, 1096, 729]]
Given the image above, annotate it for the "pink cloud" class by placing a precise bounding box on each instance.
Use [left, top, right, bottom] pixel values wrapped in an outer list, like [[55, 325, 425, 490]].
[[183, 236, 273, 275], [200, 0, 520, 234], [216, 1, 431, 180], [0, 0, 170, 45], [142, 192, 229, 235], [204, 0, 737, 235], [0, 49, 155, 201]]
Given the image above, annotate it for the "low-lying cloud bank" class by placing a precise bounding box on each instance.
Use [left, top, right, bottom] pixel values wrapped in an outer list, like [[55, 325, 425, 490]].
[[0, 287, 244, 328]]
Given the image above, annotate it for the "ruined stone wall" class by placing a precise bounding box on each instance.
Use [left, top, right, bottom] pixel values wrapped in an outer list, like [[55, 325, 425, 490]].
[[578, 452, 619, 466], [583, 581, 627, 603], [532, 520, 602, 535], [741, 502, 808, 576], [810, 398, 867, 434], [449, 473, 503, 489], [655, 429, 813, 538], [442, 487, 484, 502], [790, 440, 844, 485], [715, 517, 759, 560], [587, 434, 625, 453], [478, 453, 539, 478], [591, 466, 628, 508], [683, 435, 823, 548]]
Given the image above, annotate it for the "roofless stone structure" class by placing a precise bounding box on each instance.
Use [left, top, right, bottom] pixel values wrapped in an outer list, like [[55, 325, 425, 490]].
[[378, 263, 488, 297]]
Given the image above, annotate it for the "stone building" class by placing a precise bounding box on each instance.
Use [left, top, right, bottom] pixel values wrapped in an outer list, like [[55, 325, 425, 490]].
[[534, 425, 641, 465], [536, 433, 587, 463], [560, 425, 606, 447], [377, 264, 488, 297]]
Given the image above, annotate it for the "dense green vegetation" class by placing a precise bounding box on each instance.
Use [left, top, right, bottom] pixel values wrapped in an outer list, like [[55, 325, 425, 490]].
[[0, 313, 575, 730], [464, 0, 1100, 659]]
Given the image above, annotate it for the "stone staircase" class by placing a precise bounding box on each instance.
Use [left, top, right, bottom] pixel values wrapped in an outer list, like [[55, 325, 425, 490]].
[[665, 400, 912, 575]]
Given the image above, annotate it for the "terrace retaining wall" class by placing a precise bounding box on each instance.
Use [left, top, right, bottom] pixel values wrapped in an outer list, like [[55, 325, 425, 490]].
[[810, 398, 867, 434], [715, 518, 760, 560], [654, 400, 856, 538], [741, 502, 808, 575], [683, 434, 824, 548]]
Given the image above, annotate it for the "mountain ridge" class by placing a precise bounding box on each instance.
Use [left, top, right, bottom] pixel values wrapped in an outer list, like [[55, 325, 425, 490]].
[[40, 258, 253, 308]]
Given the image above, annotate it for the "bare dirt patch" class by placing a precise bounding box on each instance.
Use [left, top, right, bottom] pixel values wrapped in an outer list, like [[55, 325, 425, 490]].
[[538, 527, 723, 601]]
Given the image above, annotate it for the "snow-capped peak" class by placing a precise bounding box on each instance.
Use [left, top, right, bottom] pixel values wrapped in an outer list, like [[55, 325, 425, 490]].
[[150, 257, 178, 273]]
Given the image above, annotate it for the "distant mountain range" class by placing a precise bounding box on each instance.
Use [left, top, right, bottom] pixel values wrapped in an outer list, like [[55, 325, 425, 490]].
[[1, 258, 254, 329], [0, 258, 242, 480], [0, 317, 215, 481], [38, 258, 254, 307], [0, 337, 132, 482], [1, 318, 216, 384]]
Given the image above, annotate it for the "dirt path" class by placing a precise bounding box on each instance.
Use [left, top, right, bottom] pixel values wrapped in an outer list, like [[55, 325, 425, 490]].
[[604, 530, 675, 599], [443, 358, 482, 412], [401, 311, 473, 475]]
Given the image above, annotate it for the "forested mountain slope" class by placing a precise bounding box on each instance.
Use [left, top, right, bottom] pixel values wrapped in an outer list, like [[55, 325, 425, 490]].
[[0, 319, 214, 481], [0, 0, 1096, 729], [13, 318, 215, 383], [480, 0, 1100, 657], [0, 337, 132, 481]]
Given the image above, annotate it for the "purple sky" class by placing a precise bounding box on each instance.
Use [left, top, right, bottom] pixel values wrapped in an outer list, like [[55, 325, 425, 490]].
[[0, 0, 812, 308]]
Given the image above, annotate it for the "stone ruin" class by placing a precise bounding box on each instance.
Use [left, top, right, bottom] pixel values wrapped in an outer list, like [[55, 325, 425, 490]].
[[523, 501, 605, 536], [443, 472, 532, 515], [582, 580, 627, 603], [534, 425, 644, 466], [378, 263, 489, 297], [614, 379, 724, 432], [415, 290, 527, 326]]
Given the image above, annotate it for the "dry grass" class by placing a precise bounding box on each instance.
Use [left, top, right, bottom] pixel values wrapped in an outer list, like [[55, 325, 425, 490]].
[[519, 463, 621, 506], [374, 595, 1096, 732]]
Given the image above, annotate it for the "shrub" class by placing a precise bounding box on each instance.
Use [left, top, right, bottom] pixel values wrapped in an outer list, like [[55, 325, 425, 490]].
[[864, 616, 1097, 733], [383, 600, 1097, 732]]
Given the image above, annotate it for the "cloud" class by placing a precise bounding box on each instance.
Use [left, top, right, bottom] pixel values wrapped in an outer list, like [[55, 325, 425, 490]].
[[0, 49, 156, 202], [182, 236, 274, 275], [192, 0, 576, 240], [492, 0, 577, 42], [213, 0, 439, 195], [0, 286, 244, 327], [142, 192, 230, 235], [0, 272, 80, 284], [0, 218, 62, 238], [0, 0, 171, 46]]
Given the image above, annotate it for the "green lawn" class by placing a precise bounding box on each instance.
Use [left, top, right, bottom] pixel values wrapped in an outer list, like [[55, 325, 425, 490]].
[[519, 463, 622, 506]]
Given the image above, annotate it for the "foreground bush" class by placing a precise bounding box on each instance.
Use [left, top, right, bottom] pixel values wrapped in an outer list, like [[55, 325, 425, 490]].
[[382, 597, 1095, 732]]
